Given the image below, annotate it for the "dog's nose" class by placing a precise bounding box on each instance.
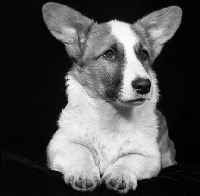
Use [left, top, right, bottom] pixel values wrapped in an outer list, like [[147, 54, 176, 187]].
[[132, 78, 151, 94]]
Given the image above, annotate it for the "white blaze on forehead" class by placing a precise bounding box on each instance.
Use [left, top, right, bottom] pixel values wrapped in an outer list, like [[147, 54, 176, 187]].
[[109, 20, 150, 100], [109, 20, 149, 79]]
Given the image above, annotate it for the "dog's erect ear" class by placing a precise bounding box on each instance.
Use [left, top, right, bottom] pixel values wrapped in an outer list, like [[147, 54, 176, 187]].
[[135, 6, 182, 58], [42, 2, 93, 57]]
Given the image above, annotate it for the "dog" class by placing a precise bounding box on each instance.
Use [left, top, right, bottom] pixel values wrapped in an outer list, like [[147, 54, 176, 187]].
[[42, 2, 182, 193]]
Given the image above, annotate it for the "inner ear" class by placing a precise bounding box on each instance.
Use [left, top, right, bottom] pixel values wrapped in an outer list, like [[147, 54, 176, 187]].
[[42, 2, 94, 57]]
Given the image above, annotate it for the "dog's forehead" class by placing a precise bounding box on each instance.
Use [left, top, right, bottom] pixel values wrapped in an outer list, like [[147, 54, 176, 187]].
[[85, 20, 140, 58], [108, 20, 139, 49]]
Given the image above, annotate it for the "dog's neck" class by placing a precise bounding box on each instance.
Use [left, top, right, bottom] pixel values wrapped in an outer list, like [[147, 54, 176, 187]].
[[65, 74, 157, 132], [66, 74, 119, 122]]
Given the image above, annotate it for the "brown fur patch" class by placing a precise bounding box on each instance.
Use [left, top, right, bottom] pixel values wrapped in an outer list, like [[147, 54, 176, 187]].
[[71, 23, 126, 100]]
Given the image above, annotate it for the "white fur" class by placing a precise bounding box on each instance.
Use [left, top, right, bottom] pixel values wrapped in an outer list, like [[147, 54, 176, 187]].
[[52, 73, 160, 165], [109, 20, 150, 101], [48, 72, 160, 193], [149, 28, 164, 40]]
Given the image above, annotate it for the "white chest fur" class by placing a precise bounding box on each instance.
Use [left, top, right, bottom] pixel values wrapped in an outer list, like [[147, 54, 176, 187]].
[[56, 75, 159, 172]]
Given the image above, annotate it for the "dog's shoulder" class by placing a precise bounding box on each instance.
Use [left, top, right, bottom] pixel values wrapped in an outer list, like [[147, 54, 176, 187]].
[[156, 109, 177, 167], [155, 109, 168, 138]]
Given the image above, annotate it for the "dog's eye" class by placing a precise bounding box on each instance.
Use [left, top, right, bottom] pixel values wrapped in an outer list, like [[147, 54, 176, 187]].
[[139, 49, 149, 61], [103, 49, 115, 60]]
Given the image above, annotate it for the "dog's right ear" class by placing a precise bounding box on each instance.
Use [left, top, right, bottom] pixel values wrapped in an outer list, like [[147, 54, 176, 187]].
[[42, 3, 94, 58]]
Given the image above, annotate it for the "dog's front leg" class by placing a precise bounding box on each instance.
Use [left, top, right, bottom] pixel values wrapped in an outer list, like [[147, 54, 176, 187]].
[[102, 154, 160, 193], [47, 133, 101, 191]]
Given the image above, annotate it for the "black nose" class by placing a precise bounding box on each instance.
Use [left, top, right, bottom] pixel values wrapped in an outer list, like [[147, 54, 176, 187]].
[[132, 78, 151, 94]]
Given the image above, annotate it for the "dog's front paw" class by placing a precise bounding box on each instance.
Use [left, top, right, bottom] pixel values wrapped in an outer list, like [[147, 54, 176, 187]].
[[64, 167, 101, 191], [102, 166, 137, 193]]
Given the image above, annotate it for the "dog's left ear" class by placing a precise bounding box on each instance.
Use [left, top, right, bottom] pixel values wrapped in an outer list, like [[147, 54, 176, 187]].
[[42, 3, 94, 58], [135, 6, 182, 58]]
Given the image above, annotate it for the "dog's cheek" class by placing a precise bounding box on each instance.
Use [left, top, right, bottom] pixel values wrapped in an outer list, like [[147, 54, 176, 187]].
[[102, 74, 121, 100], [98, 62, 122, 100]]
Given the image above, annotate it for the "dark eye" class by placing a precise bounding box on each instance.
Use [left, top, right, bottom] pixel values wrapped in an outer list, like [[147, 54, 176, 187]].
[[139, 49, 149, 61], [103, 49, 115, 60]]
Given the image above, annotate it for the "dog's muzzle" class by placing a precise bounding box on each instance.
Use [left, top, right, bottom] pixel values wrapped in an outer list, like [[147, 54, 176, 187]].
[[116, 77, 152, 107]]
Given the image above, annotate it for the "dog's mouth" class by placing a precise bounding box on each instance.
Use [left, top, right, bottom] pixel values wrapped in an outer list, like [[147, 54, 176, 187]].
[[116, 98, 147, 107], [124, 98, 146, 106]]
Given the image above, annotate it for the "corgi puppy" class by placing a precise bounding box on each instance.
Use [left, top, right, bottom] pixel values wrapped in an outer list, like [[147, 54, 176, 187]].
[[42, 3, 182, 193]]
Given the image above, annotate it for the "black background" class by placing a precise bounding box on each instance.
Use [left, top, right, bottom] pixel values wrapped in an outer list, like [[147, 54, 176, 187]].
[[2, 0, 200, 164]]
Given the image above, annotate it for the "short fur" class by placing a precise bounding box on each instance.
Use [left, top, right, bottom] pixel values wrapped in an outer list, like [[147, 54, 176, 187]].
[[42, 3, 182, 193]]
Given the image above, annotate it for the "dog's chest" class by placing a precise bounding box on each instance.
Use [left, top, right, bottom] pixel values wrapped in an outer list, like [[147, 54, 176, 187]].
[[83, 120, 157, 171], [59, 83, 159, 170], [62, 107, 154, 165], [90, 129, 140, 159]]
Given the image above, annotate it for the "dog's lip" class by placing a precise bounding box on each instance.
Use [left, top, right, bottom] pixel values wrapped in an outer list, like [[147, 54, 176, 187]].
[[120, 98, 147, 106]]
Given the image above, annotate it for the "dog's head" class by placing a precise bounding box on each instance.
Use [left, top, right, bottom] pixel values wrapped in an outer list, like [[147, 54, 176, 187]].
[[42, 3, 182, 107]]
